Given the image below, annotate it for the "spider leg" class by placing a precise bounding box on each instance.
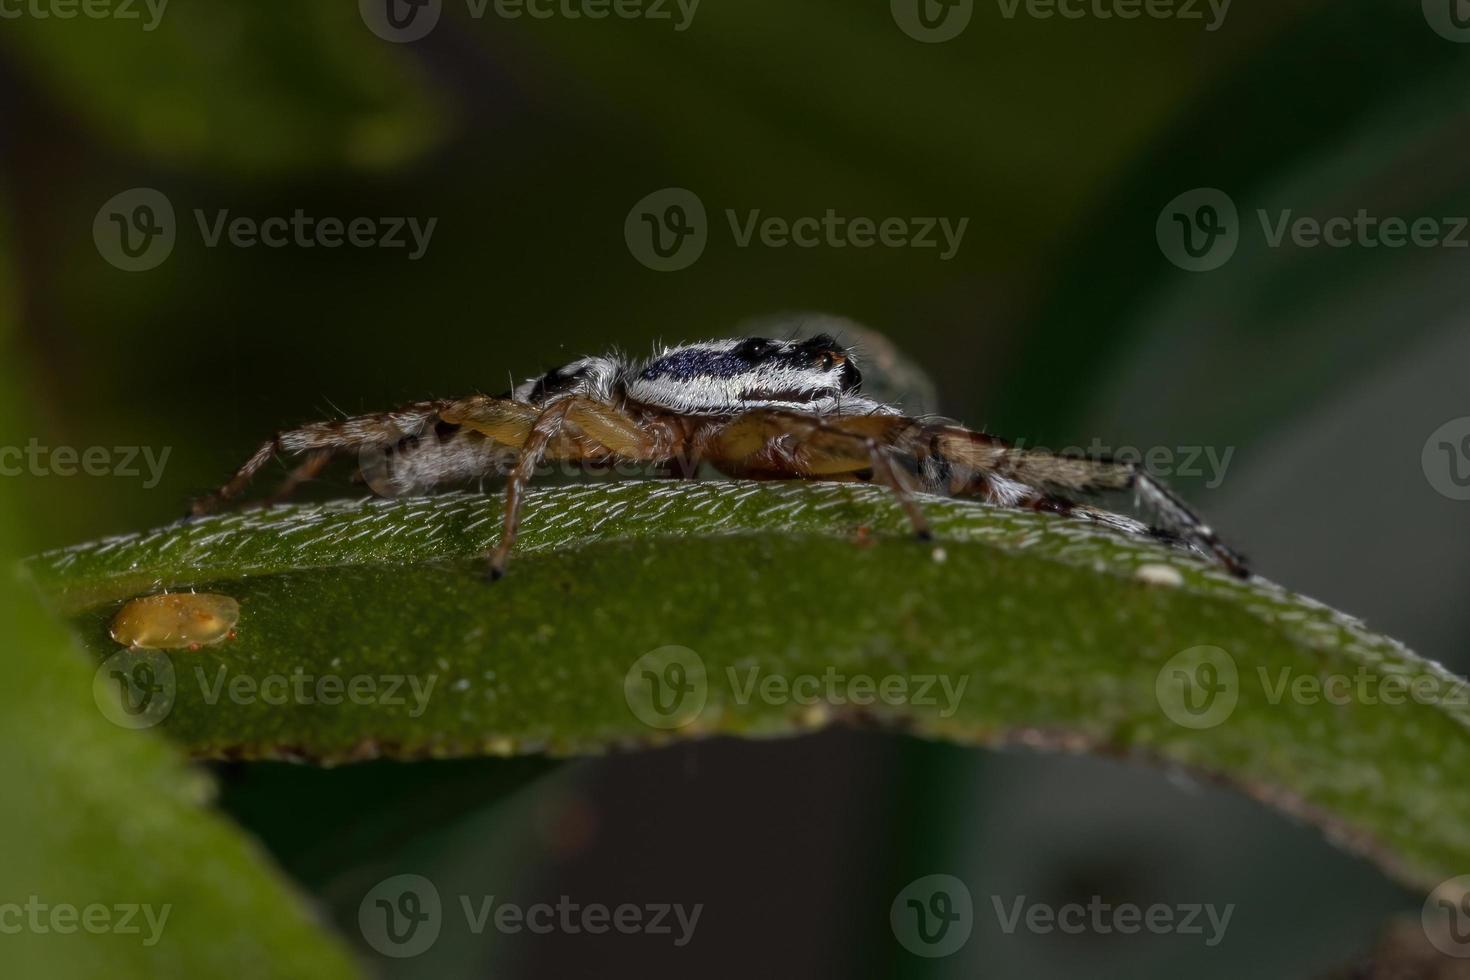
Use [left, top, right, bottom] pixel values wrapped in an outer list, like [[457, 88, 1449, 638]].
[[558, 398, 666, 461], [485, 402, 573, 580], [262, 449, 334, 507], [929, 426, 1249, 577], [438, 396, 539, 448], [705, 409, 932, 540], [191, 401, 451, 515], [482, 398, 669, 579]]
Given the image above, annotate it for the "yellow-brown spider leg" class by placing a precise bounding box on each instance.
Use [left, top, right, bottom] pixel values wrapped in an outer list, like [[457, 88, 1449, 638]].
[[438, 396, 539, 449], [263, 449, 334, 507], [192, 400, 453, 515], [707, 410, 932, 540], [440, 397, 669, 578], [560, 398, 670, 465], [448, 396, 667, 462], [485, 402, 570, 579]]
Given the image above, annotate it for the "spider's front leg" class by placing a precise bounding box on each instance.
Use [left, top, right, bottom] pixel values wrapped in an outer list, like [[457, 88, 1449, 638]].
[[929, 426, 1250, 577], [189, 396, 546, 517], [190, 400, 465, 515], [446, 396, 667, 579], [704, 409, 934, 540]]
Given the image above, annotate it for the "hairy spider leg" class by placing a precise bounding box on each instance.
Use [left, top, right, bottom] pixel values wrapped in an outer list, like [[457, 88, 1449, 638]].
[[705, 409, 933, 540], [928, 426, 1249, 577], [190, 401, 456, 515], [446, 396, 669, 579], [263, 449, 334, 506]]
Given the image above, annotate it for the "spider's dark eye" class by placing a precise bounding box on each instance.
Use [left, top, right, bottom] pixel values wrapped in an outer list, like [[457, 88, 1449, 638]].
[[736, 338, 775, 360], [817, 352, 838, 371]]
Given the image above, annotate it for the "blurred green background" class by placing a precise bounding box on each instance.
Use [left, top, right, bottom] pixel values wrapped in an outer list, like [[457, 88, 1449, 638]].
[[4, 0, 1470, 976]]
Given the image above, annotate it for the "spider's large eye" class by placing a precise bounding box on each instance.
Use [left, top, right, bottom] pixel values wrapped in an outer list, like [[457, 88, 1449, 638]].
[[736, 338, 775, 360], [816, 351, 841, 371]]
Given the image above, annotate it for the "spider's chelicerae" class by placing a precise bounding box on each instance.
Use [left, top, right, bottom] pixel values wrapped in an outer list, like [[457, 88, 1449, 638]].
[[193, 335, 1249, 579]]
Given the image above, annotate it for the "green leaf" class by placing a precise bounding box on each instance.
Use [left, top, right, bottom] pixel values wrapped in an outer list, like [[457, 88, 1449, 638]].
[[0, 566, 363, 979], [26, 482, 1470, 895], [0, 233, 359, 976]]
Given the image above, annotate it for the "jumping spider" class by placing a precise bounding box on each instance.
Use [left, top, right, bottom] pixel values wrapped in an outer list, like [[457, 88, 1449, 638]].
[[193, 335, 1249, 579]]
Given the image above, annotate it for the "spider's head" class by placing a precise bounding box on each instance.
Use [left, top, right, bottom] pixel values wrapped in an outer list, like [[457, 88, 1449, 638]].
[[626, 335, 880, 414], [513, 355, 620, 404]]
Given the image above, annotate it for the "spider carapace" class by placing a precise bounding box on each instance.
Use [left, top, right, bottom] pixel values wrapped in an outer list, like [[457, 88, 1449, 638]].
[[193, 334, 1249, 579]]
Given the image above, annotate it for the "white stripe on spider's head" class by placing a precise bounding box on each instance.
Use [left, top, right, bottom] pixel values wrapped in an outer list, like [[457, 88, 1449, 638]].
[[622, 335, 895, 415]]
